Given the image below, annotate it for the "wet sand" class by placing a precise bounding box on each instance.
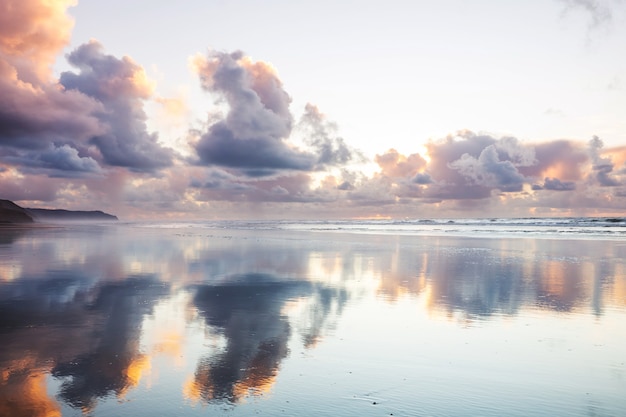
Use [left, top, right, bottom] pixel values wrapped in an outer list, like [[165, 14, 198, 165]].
[[1, 223, 625, 416]]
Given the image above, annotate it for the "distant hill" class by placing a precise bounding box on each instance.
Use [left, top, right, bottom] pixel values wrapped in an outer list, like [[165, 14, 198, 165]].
[[0, 199, 118, 224], [26, 208, 118, 221]]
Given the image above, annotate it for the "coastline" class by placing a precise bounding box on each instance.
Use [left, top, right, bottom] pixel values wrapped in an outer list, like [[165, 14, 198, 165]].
[[0, 198, 118, 225]]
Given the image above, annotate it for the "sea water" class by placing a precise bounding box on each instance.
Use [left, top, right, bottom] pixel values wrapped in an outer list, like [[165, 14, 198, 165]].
[[0, 219, 625, 416]]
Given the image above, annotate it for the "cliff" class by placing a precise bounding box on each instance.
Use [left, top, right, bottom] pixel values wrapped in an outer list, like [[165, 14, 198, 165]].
[[0, 199, 35, 224]]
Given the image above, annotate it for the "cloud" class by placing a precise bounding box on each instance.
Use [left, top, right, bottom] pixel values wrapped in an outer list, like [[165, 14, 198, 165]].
[[519, 139, 588, 181], [0, 0, 76, 83], [327, 131, 625, 218], [449, 145, 527, 192], [337, 181, 355, 190], [2, 1, 625, 217], [587, 136, 620, 186], [182, 128, 626, 217], [60, 41, 175, 172], [191, 169, 326, 203], [191, 51, 316, 176], [0, 60, 104, 151], [194, 122, 314, 176], [606, 75, 622, 91], [558, 0, 615, 28], [533, 177, 577, 191], [1, 1, 175, 179], [4, 144, 102, 177], [0, 0, 104, 160], [298, 103, 362, 167], [300, 149, 428, 208], [412, 173, 433, 185], [544, 108, 566, 117], [422, 132, 531, 198], [191, 51, 360, 179], [155, 95, 189, 129], [375, 148, 427, 178], [0, 168, 61, 201], [421, 131, 494, 200]]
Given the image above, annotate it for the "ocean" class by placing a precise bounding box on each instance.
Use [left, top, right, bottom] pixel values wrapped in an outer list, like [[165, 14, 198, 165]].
[[1, 218, 625, 416]]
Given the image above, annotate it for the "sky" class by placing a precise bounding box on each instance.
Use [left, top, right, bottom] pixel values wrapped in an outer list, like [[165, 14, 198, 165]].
[[1, 0, 626, 219]]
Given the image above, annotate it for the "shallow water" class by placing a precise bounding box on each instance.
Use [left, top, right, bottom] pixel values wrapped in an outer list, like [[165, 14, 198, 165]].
[[0, 222, 625, 416]]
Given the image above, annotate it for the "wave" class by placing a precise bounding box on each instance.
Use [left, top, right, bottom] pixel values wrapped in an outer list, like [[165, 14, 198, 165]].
[[128, 217, 626, 240]]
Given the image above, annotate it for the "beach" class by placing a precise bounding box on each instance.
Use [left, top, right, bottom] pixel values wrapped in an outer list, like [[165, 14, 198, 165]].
[[0, 221, 625, 416]]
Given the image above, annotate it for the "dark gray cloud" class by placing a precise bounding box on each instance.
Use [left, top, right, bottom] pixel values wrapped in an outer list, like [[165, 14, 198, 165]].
[[195, 122, 315, 176], [192, 51, 316, 176], [337, 181, 355, 190], [189, 168, 240, 190], [3, 144, 102, 178], [412, 132, 615, 205], [588, 136, 620, 186], [534, 177, 577, 191], [495, 136, 537, 167], [0, 2, 176, 178], [60, 41, 174, 173], [192, 52, 360, 178], [425, 132, 531, 197], [449, 145, 527, 192], [0, 42, 104, 176], [412, 172, 433, 184], [424, 132, 497, 199], [0, 64, 103, 151], [298, 103, 362, 167], [1, 4, 174, 179]]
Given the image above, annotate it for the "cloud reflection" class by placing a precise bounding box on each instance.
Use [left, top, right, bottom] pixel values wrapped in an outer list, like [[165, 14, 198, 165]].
[[185, 274, 347, 404], [0, 370, 61, 417], [372, 237, 626, 320], [51, 276, 168, 411], [0, 263, 168, 414], [0, 225, 624, 413]]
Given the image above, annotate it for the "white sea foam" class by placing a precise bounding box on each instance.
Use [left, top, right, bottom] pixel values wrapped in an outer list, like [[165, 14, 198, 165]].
[[130, 217, 626, 240]]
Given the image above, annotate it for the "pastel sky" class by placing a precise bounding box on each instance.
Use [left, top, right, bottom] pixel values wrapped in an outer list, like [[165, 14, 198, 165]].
[[1, 0, 626, 219]]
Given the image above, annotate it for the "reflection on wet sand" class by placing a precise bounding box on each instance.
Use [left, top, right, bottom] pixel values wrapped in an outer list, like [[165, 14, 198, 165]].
[[185, 274, 348, 404], [0, 270, 168, 415], [372, 237, 626, 320], [0, 226, 625, 415], [0, 227, 353, 412], [51, 277, 168, 411], [0, 360, 61, 417]]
